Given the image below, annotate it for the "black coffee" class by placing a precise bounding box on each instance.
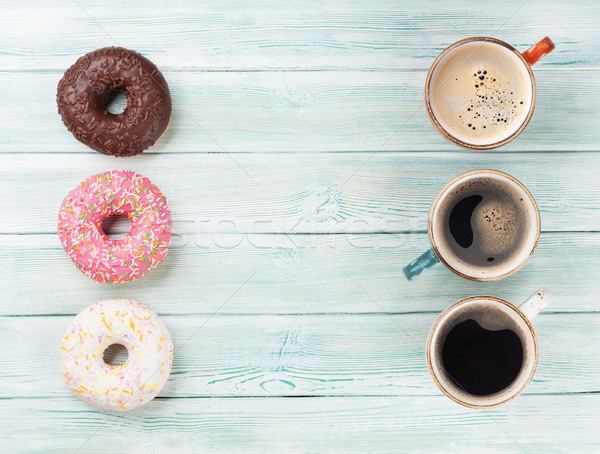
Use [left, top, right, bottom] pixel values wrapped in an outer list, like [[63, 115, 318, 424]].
[[437, 176, 533, 275], [448, 194, 483, 248], [441, 319, 523, 396]]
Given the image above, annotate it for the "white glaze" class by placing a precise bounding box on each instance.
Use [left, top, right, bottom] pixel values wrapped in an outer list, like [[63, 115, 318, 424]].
[[60, 299, 173, 411]]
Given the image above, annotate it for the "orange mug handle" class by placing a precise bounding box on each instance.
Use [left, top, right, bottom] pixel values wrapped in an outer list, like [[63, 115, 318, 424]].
[[522, 37, 555, 66]]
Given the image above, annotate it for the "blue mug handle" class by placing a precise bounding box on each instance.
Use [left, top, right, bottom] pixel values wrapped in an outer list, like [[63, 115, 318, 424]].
[[403, 248, 440, 281]]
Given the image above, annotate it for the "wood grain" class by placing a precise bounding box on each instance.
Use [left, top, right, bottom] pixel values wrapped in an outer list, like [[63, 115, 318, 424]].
[[1, 153, 600, 234], [1, 0, 598, 451], [1, 232, 598, 315], [0, 313, 597, 398], [0, 0, 596, 71], [1, 395, 598, 453], [1, 70, 599, 153]]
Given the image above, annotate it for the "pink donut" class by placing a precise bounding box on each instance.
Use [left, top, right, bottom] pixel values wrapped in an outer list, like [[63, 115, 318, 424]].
[[58, 170, 171, 284]]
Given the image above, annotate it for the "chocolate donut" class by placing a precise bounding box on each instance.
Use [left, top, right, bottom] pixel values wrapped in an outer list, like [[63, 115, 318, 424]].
[[57, 47, 171, 157]]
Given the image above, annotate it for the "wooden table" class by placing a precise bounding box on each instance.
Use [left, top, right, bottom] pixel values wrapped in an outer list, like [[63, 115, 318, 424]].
[[1, 1, 599, 452]]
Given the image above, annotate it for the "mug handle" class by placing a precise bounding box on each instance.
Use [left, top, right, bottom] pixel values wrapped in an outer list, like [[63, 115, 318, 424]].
[[518, 287, 553, 320], [403, 248, 440, 281], [522, 37, 555, 66]]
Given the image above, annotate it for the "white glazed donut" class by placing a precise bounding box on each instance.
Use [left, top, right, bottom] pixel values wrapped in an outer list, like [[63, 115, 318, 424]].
[[60, 299, 173, 411]]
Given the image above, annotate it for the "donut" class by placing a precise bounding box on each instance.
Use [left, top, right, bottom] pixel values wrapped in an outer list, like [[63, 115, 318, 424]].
[[56, 47, 171, 157], [60, 299, 173, 411], [58, 170, 172, 284]]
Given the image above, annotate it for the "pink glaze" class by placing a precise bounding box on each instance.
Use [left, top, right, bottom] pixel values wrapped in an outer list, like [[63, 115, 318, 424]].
[[58, 170, 171, 284]]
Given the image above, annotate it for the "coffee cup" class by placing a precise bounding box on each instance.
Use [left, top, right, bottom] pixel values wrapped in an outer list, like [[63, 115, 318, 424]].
[[403, 169, 540, 281], [426, 36, 555, 149], [427, 288, 552, 408]]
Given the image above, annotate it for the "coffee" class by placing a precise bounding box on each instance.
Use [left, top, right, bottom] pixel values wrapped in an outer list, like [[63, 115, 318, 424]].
[[427, 291, 550, 408], [442, 319, 523, 396], [433, 174, 535, 278], [428, 40, 533, 146]]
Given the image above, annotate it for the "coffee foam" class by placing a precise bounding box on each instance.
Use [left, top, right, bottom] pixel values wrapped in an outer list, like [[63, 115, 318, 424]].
[[431, 172, 539, 280], [428, 40, 533, 146]]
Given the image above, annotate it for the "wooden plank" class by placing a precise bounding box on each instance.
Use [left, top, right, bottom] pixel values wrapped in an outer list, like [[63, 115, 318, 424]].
[[1, 2, 598, 452], [0, 395, 598, 452], [0, 0, 596, 71], [1, 232, 598, 315], [0, 313, 597, 399], [1, 70, 598, 153], [1, 152, 599, 234]]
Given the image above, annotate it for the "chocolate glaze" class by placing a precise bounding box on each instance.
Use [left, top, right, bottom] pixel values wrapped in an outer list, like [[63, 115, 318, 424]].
[[56, 47, 171, 157]]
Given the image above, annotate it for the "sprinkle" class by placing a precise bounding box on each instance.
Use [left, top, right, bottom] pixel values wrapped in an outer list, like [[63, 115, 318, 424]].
[[60, 301, 172, 410], [57, 171, 171, 285]]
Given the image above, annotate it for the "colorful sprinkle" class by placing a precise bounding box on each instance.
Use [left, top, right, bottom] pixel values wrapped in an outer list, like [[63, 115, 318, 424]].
[[60, 299, 173, 412], [57, 170, 171, 284]]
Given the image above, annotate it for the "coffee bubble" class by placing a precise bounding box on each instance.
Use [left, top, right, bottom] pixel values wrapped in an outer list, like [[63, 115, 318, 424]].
[[433, 174, 537, 278], [428, 41, 533, 146]]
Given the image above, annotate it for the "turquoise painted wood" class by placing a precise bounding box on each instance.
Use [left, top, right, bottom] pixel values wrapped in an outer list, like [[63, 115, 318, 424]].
[[1, 0, 599, 452], [1, 314, 599, 397], [1, 395, 599, 452], [2, 153, 600, 233], [0, 0, 596, 71], [1, 233, 600, 315], [1, 71, 599, 152]]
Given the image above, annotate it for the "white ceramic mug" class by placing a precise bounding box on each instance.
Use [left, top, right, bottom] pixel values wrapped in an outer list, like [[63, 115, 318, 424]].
[[427, 288, 552, 408], [425, 36, 555, 149], [403, 169, 540, 281]]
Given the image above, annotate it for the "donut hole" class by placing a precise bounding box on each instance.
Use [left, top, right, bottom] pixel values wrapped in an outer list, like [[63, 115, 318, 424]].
[[101, 214, 132, 240], [101, 90, 128, 115], [103, 343, 129, 367]]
